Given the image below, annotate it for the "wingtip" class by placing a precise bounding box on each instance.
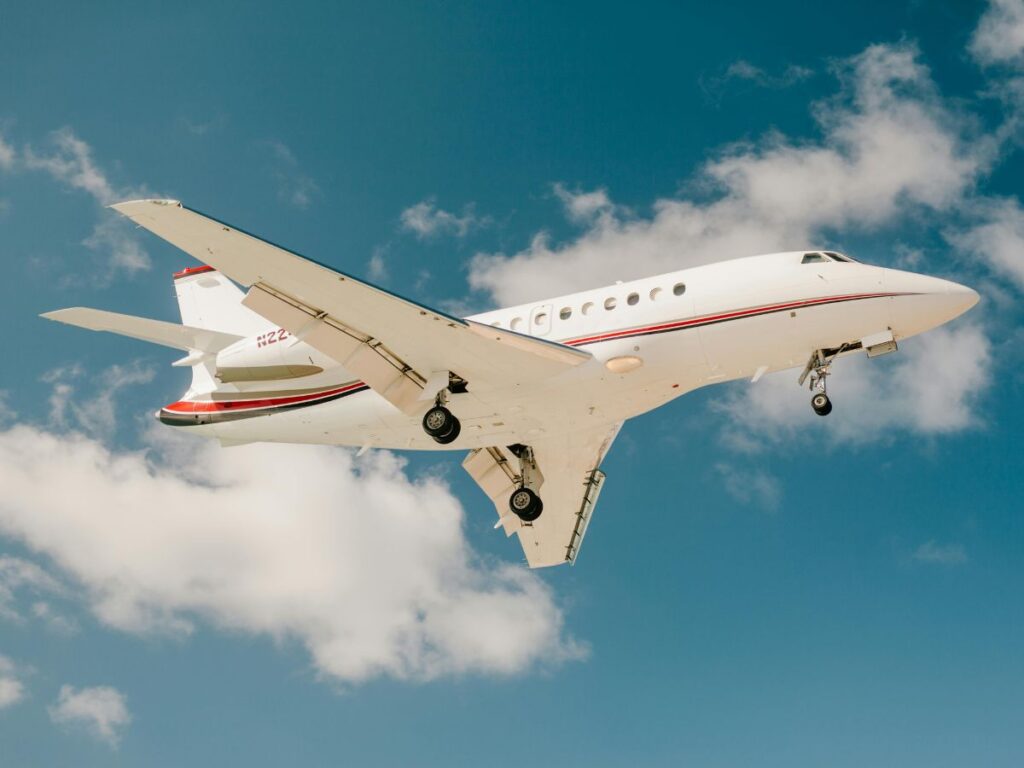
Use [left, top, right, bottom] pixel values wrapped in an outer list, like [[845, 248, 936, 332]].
[[40, 308, 75, 322], [108, 198, 183, 214]]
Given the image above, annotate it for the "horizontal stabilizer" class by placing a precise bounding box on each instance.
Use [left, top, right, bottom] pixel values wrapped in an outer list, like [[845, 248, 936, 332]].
[[41, 307, 242, 354]]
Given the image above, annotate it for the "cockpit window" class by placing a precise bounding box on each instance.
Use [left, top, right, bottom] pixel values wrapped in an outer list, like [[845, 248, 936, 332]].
[[801, 252, 828, 264]]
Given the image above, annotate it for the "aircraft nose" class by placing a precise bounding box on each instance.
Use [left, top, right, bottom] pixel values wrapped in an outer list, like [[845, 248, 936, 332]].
[[941, 279, 980, 315], [885, 269, 980, 339]]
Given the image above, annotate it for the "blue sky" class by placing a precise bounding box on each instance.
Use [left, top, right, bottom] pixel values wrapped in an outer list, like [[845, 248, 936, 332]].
[[1, 0, 1023, 765]]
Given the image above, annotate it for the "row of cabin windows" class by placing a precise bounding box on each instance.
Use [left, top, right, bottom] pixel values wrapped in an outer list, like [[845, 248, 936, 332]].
[[493, 282, 687, 330]]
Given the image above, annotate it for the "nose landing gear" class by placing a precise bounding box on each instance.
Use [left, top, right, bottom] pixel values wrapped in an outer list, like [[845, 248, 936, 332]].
[[811, 391, 832, 416], [798, 348, 846, 417]]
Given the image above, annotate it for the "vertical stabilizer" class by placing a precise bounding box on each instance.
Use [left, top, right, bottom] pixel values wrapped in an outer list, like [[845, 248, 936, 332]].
[[173, 266, 271, 337]]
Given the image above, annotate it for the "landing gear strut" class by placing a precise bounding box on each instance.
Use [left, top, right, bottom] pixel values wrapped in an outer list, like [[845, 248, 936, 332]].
[[506, 444, 544, 522], [797, 348, 846, 417]]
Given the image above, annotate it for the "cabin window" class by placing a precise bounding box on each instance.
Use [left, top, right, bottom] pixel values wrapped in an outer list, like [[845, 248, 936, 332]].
[[604, 297, 617, 310], [801, 252, 828, 264], [627, 292, 639, 306], [582, 301, 594, 315], [673, 282, 686, 296], [534, 312, 548, 325], [510, 316, 523, 330], [559, 307, 572, 320], [649, 287, 662, 301]]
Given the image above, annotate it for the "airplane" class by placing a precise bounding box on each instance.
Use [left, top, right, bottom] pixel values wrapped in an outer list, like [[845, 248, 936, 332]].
[[42, 200, 980, 567]]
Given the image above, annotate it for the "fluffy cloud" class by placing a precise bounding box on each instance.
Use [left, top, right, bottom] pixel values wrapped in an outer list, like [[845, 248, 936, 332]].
[[970, 0, 1024, 67], [19, 128, 152, 277], [0, 655, 25, 709], [401, 199, 487, 239], [470, 43, 987, 307], [260, 139, 319, 209], [0, 556, 66, 623], [48, 685, 131, 747], [0, 425, 582, 685], [947, 196, 1024, 291], [714, 463, 781, 511], [23, 128, 119, 204], [715, 324, 990, 449], [42, 361, 155, 438]]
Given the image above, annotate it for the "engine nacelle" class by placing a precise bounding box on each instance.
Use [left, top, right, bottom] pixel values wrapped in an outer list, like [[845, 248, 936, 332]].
[[215, 328, 336, 383]]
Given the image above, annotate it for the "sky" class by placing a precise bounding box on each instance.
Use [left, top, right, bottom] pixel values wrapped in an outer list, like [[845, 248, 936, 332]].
[[1, 0, 1023, 765]]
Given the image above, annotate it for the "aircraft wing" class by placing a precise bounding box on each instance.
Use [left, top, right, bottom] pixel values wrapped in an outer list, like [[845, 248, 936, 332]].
[[463, 422, 621, 567], [41, 307, 242, 354], [111, 200, 591, 414]]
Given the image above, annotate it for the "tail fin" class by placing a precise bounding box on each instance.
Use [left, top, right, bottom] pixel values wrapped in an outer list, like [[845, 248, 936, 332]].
[[173, 265, 272, 337]]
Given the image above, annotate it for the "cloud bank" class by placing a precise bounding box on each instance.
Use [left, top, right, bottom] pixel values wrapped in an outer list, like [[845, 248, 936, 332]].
[[0, 426, 583, 685], [470, 43, 988, 307]]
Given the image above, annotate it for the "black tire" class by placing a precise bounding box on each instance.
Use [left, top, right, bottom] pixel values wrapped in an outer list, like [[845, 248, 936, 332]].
[[509, 487, 543, 522], [432, 415, 461, 445], [422, 406, 455, 437], [811, 393, 832, 416]]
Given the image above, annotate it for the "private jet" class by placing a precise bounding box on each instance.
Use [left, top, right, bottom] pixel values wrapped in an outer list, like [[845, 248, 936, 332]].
[[43, 200, 980, 566]]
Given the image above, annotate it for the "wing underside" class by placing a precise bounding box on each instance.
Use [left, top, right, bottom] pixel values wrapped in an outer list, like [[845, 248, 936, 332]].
[[463, 422, 621, 567], [110, 200, 591, 414]]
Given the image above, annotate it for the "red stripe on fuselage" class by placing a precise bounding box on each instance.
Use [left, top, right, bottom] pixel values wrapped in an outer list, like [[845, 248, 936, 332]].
[[164, 382, 367, 413], [563, 292, 902, 346]]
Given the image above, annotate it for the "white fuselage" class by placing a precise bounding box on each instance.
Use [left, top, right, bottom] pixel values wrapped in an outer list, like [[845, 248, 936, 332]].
[[160, 251, 978, 449]]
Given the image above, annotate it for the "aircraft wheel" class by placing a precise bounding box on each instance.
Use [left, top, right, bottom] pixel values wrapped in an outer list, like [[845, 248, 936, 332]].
[[509, 487, 543, 522], [432, 415, 461, 445], [811, 392, 832, 416], [423, 406, 456, 438]]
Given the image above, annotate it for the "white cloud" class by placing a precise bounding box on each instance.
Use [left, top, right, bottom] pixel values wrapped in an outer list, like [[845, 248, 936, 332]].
[[42, 362, 155, 437], [0, 655, 26, 709], [0, 390, 15, 424], [0, 133, 14, 170], [970, 0, 1024, 67], [0, 425, 583, 685], [947, 196, 1024, 291], [49, 685, 130, 747], [401, 199, 487, 239], [702, 60, 814, 99], [714, 463, 781, 511], [553, 184, 616, 224], [23, 128, 118, 204], [0, 556, 66, 623], [367, 248, 389, 283], [912, 540, 968, 565], [21, 128, 153, 277], [715, 324, 991, 449], [470, 43, 988, 306], [262, 140, 318, 209], [82, 217, 152, 276]]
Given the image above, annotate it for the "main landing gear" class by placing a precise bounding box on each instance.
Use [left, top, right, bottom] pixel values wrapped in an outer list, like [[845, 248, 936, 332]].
[[422, 404, 461, 444], [509, 486, 543, 522], [507, 444, 544, 522]]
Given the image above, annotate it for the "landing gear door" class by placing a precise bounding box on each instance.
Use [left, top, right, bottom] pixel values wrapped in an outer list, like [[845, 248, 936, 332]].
[[529, 304, 553, 336]]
